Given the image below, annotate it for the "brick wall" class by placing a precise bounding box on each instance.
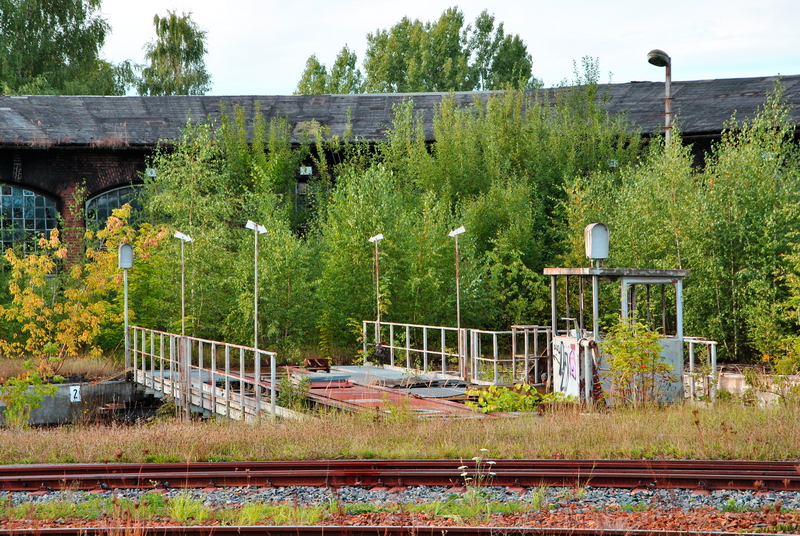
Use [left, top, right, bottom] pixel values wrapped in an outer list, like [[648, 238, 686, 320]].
[[0, 146, 149, 255]]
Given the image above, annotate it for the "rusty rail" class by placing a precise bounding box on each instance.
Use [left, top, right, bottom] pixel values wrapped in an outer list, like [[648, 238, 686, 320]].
[[1, 459, 799, 493]]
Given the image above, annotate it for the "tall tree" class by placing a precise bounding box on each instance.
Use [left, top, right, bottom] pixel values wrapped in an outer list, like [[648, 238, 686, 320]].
[[0, 0, 126, 94], [137, 10, 211, 96], [294, 46, 362, 95], [296, 7, 536, 94]]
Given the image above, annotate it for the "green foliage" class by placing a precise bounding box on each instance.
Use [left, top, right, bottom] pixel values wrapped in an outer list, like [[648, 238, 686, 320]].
[[297, 7, 536, 94], [295, 46, 363, 94], [600, 321, 674, 406], [0, 0, 130, 95], [564, 81, 800, 362], [0, 360, 62, 429], [465, 384, 541, 413], [277, 376, 310, 411], [138, 10, 210, 96]]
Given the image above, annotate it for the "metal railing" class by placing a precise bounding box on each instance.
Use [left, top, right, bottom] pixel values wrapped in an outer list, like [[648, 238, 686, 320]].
[[130, 326, 297, 420], [362, 320, 463, 377], [469, 329, 513, 384], [511, 325, 552, 386], [685, 337, 718, 401]]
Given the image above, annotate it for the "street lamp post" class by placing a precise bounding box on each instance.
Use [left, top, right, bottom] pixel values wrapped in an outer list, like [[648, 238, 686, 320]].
[[245, 220, 267, 349], [368, 234, 384, 342], [647, 49, 672, 145], [173, 231, 193, 336], [449, 226, 466, 378], [118, 243, 133, 370]]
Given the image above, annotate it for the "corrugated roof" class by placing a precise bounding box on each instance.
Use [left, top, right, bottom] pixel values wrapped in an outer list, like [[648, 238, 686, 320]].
[[0, 75, 796, 148]]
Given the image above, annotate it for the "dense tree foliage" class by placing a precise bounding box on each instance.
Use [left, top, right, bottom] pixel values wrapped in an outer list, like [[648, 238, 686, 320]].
[[0, 0, 128, 94], [137, 10, 210, 96], [565, 83, 800, 362], [295, 46, 363, 95], [296, 7, 536, 95]]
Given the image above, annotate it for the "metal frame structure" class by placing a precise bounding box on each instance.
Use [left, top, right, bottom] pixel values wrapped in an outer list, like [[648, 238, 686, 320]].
[[130, 326, 300, 421], [362, 320, 549, 385]]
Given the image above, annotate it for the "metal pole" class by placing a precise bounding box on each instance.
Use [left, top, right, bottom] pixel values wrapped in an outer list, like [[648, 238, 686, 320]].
[[270, 354, 276, 417], [375, 239, 380, 341], [180, 239, 186, 336], [254, 227, 259, 349], [665, 60, 672, 145], [454, 233, 462, 377], [123, 268, 129, 370]]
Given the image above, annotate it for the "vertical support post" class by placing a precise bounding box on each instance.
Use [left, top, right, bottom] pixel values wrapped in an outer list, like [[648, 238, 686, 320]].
[[182, 337, 191, 420], [254, 349, 261, 418], [123, 268, 130, 370], [389, 324, 395, 366], [406, 325, 411, 369], [180, 239, 186, 336], [270, 354, 277, 417], [225, 346, 231, 419], [211, 343, 217, 416], [550, 275, 558, 335], [710, 342, 717, 402], [253, 226, 259, 350], [454, 234, 463, 378], [423, 327, 428, 371], [132, 327, 138, 382], [493, 332, 499, 385], [688, 340, 696, 400], [675, 280, 684, 340], [239, 347, 245, 420], [159, 333, 165, 395], [362, 321, 368, 357], [441, 329, 446, 375]]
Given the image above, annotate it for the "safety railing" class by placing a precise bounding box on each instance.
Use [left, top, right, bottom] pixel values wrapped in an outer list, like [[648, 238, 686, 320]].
[[511, 325, 552, 386], [469, 329, 513, 385], [362, 320, 463, 377], [685, 337, 718, 401], [130, 326, 297, 420]]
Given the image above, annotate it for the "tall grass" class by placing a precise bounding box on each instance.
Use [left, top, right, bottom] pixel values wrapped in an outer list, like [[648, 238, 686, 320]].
[[1, 401, 799, 463]]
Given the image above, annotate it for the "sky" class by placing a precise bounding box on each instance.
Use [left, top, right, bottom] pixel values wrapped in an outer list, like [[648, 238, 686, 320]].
[[100, 0, 800, 96]]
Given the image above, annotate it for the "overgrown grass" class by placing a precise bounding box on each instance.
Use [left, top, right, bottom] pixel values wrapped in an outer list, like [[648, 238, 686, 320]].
[[0, 357, 123, 381], [1, 400, 800, 463]]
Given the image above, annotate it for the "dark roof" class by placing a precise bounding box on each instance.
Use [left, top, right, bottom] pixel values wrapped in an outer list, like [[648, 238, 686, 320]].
[[0, 75, 797, 148]]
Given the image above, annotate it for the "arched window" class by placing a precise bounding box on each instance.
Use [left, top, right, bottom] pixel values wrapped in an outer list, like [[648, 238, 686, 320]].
[[0, 184, 58, 249], [85, 185, 142, 230]]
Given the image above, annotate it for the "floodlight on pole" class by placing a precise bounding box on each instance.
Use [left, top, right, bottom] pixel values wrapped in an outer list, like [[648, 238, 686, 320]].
[[245, 220, 267, 350], [647, 49, 672, 145], [173, 231, 192, 336], [118, 243, 133, 370], [449, 226, 465, 377], [368, 233, 384, 341]]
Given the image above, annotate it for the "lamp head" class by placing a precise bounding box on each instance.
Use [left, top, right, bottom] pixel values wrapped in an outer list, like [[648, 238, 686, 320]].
[[647, 49, 671, 68], [449, 226, 466, 237], [118, 243, 133, 269], [368, 233, 384, 243], [173, 231, 192, 242], [245, 220, 267, 234]]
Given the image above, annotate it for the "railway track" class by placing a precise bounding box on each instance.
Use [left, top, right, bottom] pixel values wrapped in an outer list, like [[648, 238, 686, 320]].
[[0, 526, 764, 536], [2, 459, 799, 493]]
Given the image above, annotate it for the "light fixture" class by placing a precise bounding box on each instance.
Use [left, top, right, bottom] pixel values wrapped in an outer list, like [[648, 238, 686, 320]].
[[118, 243, 133, 369], [449, 226, 466, 377], [647, 49, 672, 145], [245, 220, 267, 350], [449, 226, 465, 237], [368, 233, 384, 343], [173, 231, 192, 336]]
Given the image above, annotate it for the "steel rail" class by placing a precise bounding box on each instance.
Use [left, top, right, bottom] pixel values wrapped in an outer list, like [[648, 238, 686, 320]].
[[1, 460, 799, 493], [0, 526, 768, 536]]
